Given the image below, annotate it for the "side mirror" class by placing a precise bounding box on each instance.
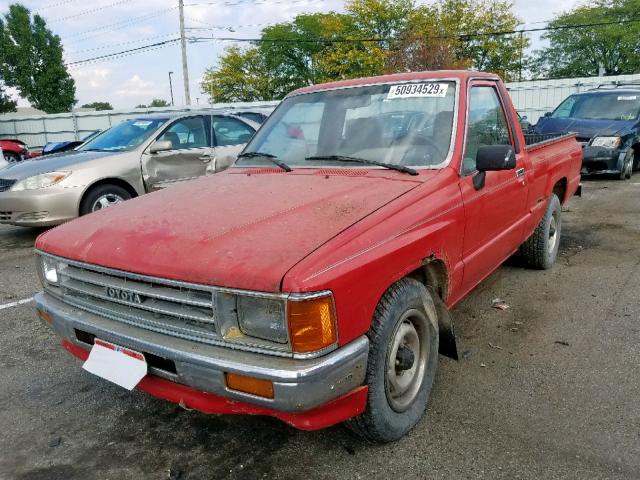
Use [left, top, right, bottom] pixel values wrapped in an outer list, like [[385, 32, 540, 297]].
[[521, 115, 528, 121], [544, 112, 552, 117], [473, 145, 516, 190], [149, 140, 172, 154]]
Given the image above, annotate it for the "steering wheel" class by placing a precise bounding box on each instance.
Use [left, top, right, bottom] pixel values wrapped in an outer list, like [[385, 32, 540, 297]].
[[397, 133, 445, 165]]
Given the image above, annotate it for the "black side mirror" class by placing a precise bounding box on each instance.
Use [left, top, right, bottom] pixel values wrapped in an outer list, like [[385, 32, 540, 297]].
[[473, 145, 516, 190]]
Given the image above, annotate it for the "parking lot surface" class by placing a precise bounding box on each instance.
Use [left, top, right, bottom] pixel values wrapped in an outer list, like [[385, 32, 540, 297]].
[[0, 178, 639, 480]]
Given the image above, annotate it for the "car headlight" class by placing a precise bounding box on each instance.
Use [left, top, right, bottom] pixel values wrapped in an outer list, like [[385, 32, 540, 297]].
[[591, 136, 621, 149], [11, 171, 71, 191], [221, 291, 338, 354], [37, 255, 67, 287]]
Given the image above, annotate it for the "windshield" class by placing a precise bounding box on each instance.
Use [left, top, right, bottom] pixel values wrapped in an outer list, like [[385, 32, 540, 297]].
[[80, 118, 167, 152], [240, 81, 456, 169], [551, 92, 640, 121]]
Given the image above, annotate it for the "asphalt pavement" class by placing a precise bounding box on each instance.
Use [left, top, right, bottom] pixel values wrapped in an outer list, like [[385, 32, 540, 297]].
[[0, 178, 639, 480]]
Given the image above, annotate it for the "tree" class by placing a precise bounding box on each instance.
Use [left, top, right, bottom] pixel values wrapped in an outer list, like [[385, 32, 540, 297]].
[[201, 46, 272, 102], [0, 82, 16, 113], [0, 4, 76, 113], [148, 98, 171, 107], [532, 0, 640, 78], [81, 101, 113, 111]]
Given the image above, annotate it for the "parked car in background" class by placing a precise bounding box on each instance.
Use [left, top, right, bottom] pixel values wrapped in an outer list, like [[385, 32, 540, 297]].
[[42, 130, 103, 156], [34, 70, 581, 442], [534, 84, 640, 179], [228, 107, 274, 124], [0, 111, 258, 226], [0, 147, 6, 169], [0, 138, 30, 163]]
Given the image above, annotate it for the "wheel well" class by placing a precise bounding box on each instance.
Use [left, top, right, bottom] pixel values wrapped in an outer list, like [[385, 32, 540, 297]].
[[406, 257, 449, 301], [79, 178, 138, 212], [552, 178, 567, 204]]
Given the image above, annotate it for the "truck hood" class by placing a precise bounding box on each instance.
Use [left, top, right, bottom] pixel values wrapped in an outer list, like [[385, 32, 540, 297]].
[[36, 169, 427, 292], [535, 117, 636, 139], [0, 150, 120, 179]]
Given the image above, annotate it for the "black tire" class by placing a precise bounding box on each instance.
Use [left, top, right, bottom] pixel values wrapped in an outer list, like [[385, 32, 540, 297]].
[[633, 149, 640, 172], [618, 149, 633, 180], [79, 184, 131, 216], [346, 278, 439, 442], [519, 193, 561, 270], [4, 152, 20, 163]]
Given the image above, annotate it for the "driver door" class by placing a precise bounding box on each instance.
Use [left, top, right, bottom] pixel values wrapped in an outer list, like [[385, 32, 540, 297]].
[[141, 115, 213, 191]]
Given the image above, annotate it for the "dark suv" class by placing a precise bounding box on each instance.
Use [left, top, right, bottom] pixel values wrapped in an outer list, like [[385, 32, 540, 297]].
[[534, 84, 640, 179]]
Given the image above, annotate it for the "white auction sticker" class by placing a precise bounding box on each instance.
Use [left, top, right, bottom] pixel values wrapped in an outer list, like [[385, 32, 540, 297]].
[[83, 339, 147, 390], [387, 83, 449, 99]]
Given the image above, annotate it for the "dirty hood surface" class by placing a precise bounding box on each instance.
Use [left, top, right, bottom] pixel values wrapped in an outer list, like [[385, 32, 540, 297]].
[[37, 170, 423, 292]]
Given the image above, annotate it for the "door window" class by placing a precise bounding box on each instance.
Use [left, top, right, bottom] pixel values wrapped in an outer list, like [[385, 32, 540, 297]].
[[159, 116, 208, 150], [463, 86, 512, 174], [213, 116, 255, 146]]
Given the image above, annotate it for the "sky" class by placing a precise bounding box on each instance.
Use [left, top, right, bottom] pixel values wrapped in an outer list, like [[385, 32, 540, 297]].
[[0, 0, 582, 110]]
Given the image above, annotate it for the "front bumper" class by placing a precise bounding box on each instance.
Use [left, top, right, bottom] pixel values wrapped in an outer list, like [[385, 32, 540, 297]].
[[35, 292, 369, 416], [0, 186, 81, 226], [581, 146, 625, 174]]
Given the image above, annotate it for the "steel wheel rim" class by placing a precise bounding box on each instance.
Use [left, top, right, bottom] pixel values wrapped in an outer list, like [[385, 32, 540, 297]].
[[91, 193, 124, 212], [385, 309, 430, 413], [548, 212, 558, 254]]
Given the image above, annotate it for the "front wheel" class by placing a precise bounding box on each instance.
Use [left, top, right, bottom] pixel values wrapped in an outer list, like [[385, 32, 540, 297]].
[[346, 278, 439, 442], [80, 184, 131, 216], [4, 152, 20, 163], [519, 193, 562, 269]]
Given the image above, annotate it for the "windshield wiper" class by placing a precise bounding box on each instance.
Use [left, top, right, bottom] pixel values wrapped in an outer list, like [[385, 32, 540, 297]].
[[237, 151, 292, 172], [305, 155, 418, 176]]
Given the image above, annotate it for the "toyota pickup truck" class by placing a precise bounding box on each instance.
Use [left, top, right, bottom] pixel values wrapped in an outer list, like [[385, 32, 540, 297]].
[[33, 71, 582, 442]]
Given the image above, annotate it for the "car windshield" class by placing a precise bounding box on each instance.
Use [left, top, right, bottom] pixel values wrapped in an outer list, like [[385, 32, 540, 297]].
[[80, 118, 167, 152], [239, 81, 456, 169], [551, 92, 640, 121]]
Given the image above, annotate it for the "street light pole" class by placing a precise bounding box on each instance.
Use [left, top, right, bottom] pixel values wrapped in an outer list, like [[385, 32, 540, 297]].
[[168, 71, 174, 106], [178, 0, 191, 105]]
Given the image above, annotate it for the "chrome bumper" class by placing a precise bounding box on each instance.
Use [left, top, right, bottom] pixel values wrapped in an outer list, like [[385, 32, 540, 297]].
[[35, 292, 369, 412]]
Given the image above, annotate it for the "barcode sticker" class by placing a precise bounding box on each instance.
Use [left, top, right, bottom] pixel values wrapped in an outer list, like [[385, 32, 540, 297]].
[[387, 83, 449, 99]]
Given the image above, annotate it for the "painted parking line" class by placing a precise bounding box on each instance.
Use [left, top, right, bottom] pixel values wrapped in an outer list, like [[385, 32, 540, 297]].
[[0, 297, 34, 311]]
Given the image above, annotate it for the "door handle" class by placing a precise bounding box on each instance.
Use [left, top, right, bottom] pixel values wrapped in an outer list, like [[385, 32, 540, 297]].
[[515, 168, 525, 178]]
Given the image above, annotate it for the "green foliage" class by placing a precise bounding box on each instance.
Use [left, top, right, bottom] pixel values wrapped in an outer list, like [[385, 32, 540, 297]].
[[148, 98, 171, 107], [81, 101, 113, 111], [0, 4, 76, 113], [532, 0, 640, 78], [0, 82, 16, 113], [201, 0, 528, 101]]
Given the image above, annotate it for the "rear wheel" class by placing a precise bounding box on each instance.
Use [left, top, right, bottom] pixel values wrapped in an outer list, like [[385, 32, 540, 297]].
[[4, 152, 20, 163], [519, 193, 562, 270], [346, 278, 439, 442], [80, 184, 131, 216]]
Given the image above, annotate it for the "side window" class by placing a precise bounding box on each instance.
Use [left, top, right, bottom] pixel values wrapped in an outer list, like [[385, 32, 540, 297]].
[[213, 116, 255, 146], [552, 96, 577, 119], [463, 86, 512, 174], [159, 116, 208, 150]]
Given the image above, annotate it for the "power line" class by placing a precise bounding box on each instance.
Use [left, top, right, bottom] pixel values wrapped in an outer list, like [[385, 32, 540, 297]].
[[66, 38, 180, 67], [65, 33, 180, 55], [48, 0, 131, 23], [35, 0, 83, 11]]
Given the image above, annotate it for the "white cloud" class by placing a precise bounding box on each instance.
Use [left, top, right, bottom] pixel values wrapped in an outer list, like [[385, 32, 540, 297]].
[[114, 74, 161, 97]]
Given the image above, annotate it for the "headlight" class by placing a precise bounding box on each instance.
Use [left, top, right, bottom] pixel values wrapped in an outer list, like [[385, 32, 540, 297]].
[[37, 255, 67, 287], [237, 295, 288, 343], [591, 136, 621, 149], [223, 291, 338, 354], [11, 171, 70, 191]]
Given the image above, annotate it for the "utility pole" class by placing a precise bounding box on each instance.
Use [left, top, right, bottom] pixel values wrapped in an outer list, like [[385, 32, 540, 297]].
[[168, 71, 174, 106], [178, 0, 191, 105]]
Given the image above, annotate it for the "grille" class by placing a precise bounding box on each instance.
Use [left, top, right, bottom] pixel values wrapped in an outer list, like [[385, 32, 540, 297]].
[[56, 262, 221, 344], [0, 179, 16, 193]]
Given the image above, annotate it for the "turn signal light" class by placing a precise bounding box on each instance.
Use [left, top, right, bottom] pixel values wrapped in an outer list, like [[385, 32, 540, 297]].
[[225, 372, 274, 399], [288, 295, 337, 353], [37, 309, 52, 324]]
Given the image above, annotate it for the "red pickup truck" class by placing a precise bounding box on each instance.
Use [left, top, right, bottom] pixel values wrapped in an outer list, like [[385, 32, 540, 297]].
[[34, 71, 582, 442]]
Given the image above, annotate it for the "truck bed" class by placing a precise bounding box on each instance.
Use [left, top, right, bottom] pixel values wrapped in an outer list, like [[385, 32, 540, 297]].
[[523, 132, 576, 148]]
